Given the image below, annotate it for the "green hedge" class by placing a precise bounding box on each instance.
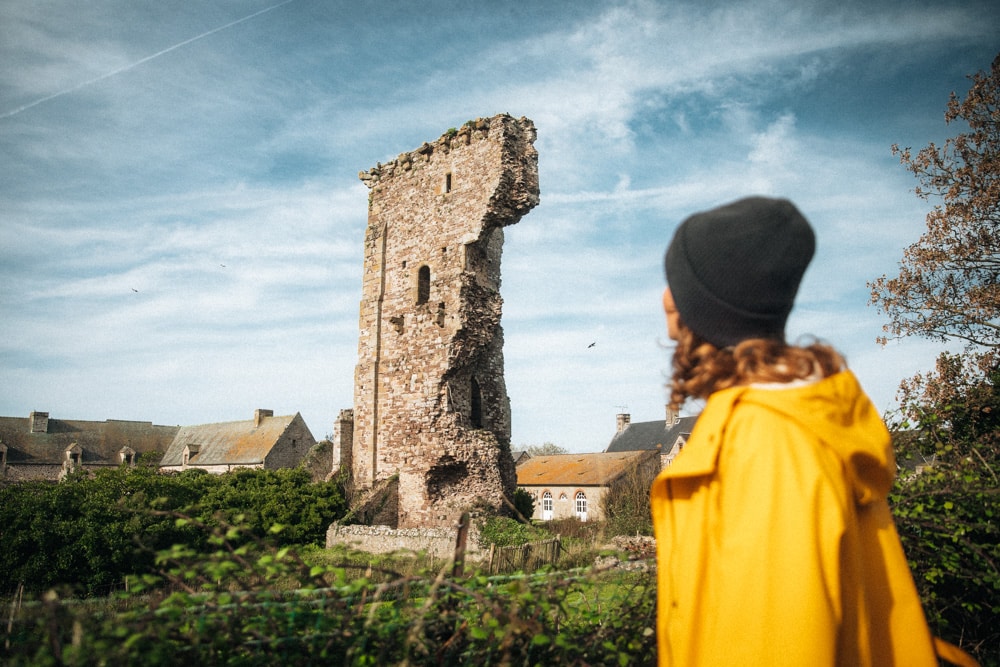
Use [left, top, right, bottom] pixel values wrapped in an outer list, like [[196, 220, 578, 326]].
[[0, 466, 347, 596]]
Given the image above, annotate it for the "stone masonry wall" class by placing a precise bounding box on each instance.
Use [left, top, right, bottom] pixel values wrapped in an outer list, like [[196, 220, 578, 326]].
[[331, 408, 354, 473], [263, 413, 317, 470], [351, 114, 539, 528], [326, 523, 483, 562]]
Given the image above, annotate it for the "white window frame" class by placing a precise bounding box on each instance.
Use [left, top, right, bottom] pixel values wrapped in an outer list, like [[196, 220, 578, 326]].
[[575, 491, 588, 522]]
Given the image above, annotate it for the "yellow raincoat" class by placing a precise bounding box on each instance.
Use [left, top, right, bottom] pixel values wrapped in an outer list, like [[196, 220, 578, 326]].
[[650, 371, 941, 666]]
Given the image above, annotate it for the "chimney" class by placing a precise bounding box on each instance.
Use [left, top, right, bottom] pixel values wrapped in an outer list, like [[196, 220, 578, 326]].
[[254, 409, 273, 427], [665, 406, 679, 426], [332, 408, 354, 473], [29, 411, 49, 434], [616, 413, 631, 433]]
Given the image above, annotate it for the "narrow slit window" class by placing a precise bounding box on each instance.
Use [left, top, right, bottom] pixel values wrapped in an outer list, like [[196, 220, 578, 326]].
[[417, 265, 430, 305], [470, 377, 483, 428], [444, 172, 452, 193]]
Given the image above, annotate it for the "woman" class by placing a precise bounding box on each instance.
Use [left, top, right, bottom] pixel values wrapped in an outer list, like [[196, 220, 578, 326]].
[[651, 197, 975, 666]]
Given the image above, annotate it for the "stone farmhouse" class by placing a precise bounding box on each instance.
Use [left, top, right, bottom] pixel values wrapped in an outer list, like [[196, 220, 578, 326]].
[[604, 409, 699, 469], [0, 408, 317, 481], [334, 114, 539, 529], [159, 409, 315, 474], [516, 450, 660, 522], [0, 411, 178, 482]]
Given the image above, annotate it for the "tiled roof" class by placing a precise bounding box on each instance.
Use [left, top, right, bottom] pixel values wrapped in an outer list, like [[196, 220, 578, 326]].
[[159, 413, 301, 466], [604, 416, 698, 453], [516, 450, 656, 487], [0, 416, 178, 464]]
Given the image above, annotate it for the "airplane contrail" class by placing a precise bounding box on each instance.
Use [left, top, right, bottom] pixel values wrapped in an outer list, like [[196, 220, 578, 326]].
[[1, 0, 295, 120]]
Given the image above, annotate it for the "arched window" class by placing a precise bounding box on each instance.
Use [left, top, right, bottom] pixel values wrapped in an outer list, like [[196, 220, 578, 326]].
[[542, 491, 553, 520], [470, 377, 483, 428], [416, 265, 430, 305], [575, 491, 588, 522]]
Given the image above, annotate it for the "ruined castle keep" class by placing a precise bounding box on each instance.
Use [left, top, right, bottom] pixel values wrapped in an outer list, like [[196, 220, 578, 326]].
[[340, 114, 539, 529]]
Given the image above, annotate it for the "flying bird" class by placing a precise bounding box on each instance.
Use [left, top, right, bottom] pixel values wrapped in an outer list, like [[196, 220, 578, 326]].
[[131, 288, 139, 293], [588, 342, 596, 348]]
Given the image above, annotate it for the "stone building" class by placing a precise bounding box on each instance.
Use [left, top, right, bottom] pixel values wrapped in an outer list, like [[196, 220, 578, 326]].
[[0, 411, 178, 481], [604, 408, 699, 469], [159, 409, 316, 474], [338, 114, 539, 528], [516, 450, 661, 522]]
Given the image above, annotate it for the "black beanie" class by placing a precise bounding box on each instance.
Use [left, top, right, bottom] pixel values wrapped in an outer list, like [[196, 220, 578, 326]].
[[664, 196, 815, 348]]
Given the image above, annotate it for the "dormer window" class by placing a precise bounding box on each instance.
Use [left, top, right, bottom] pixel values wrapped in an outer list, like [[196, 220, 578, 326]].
[[119, 446, 136, 466], [64, 443, 82, 472], [182, 444, 200, 466]]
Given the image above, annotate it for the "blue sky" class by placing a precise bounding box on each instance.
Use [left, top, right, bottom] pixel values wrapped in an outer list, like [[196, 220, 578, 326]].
[[1, 0, 997, 452]]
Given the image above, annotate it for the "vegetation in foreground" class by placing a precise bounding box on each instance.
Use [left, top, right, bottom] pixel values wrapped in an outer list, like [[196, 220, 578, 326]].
[[2, 512, 657, 667]]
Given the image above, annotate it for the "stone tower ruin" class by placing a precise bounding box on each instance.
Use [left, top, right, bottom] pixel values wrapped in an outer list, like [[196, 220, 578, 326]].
[[343, 114, 539, 529]]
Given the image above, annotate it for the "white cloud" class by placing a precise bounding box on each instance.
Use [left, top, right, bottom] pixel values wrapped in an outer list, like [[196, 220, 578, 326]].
[[0, 0, 994, 452]]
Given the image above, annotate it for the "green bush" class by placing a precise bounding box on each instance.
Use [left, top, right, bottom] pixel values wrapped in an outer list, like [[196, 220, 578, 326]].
[[476, 515, 548, 548], [0, 467, 347, 596], [194, 467, 346, 545], [888, 359, 1000, 666], [601, 467, 656, 537], [512, 487, 534, 521], [0, 466, 208, 596]]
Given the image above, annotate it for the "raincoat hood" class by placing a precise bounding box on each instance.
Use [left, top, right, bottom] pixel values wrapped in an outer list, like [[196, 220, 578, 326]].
[[665, 370, 895, 506]]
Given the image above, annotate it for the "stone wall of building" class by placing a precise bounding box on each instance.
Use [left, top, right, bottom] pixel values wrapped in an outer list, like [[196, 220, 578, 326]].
[[348, 114, 539, 528], [262, 413, 317, 470], [326, 522, 483, 562]]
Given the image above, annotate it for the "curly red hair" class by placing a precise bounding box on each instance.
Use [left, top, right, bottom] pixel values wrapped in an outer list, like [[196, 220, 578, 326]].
[[668, 323, 845, 412]]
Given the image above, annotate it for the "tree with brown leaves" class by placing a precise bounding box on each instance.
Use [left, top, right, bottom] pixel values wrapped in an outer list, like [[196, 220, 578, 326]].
[[869, 53, 999, 369]]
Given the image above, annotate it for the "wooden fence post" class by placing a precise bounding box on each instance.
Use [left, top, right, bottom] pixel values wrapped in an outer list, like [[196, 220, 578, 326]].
[[452, 512, 470, 577]]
